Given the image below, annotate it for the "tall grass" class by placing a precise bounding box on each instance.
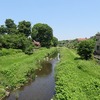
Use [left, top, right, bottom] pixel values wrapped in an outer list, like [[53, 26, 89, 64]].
[[54, 47, 100, 100], [0, 47, 57, 99]]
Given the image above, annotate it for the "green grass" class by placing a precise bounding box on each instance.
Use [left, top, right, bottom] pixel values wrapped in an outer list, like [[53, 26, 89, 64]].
[[0, 48, 57, 99], [54, 47, 100, 100]]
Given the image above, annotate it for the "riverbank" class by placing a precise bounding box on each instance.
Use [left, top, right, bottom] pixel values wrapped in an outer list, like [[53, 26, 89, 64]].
[[0, 47, 58, 99], [54, 47, 100, 100]]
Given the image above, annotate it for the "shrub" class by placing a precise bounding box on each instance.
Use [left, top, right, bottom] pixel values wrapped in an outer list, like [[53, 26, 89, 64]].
[[0, 34, 34, 54], [24, 45, 33, 55], [77, 40, 95, 60]]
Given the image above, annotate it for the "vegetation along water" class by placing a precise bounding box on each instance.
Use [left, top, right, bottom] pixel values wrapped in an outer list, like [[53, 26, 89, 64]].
[[1, 47, 100, 100], [54, 47, 100, 100], [0, 47, 58, 99], [0, 18, 100, 100], [4, 56, 59, 100]]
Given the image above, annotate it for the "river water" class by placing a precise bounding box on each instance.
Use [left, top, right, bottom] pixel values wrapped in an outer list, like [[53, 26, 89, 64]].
[[5, 57, 59, 100]]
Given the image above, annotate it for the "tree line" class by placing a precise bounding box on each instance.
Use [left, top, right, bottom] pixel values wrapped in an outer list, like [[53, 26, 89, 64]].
[[0, 19, 58, 54], [58, 36, 96, 60]]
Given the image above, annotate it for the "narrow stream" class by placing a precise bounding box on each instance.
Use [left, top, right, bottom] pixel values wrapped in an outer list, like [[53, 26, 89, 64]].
[[5, 55, 59, 100]]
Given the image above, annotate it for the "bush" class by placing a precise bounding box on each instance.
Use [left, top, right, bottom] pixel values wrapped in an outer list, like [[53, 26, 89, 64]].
[[0, 34, 34, 54], [0, 48, 22, 56], [77, 40, 95, 60], [24, 45, 33, 55], [52, 37, 58, 47]]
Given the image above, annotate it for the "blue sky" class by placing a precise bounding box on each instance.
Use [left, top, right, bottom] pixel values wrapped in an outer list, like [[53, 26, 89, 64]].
[[0, 0, 100, 40]]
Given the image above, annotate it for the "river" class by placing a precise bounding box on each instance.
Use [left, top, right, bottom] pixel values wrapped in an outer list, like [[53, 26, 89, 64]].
[[4, 56, 59, 100]]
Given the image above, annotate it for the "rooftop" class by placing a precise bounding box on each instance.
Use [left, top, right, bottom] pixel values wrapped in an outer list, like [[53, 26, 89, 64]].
[[77, 38, 87, 42]]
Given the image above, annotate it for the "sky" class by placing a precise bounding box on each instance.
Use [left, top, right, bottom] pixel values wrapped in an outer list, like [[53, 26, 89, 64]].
[[0, 0, 100, 40]]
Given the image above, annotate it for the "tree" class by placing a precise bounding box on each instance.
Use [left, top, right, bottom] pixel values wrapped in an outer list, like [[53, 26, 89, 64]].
[[32, 23, 53, 47], [5, 19, 17, 34], [18, 20, 31, 37], [52, 37, 58, 47], [0, 25, 6, 34], [77, 40, 95, 60]]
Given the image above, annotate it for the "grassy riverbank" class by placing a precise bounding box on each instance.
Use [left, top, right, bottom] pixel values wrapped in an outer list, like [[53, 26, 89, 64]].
[[0, 48, 57, 99], [54, 47, 100, 100]]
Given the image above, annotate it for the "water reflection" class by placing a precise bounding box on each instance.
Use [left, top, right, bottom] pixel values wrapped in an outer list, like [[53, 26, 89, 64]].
[[5, 58, 58, 100], [36, 61, 52, 76]]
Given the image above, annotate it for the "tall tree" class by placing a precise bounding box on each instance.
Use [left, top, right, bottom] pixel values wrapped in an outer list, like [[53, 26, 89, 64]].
[[18, 20, 31, 37], [0, 25, 6, 34], [5, 19, 17, 34], [32, 23, 53, 47]]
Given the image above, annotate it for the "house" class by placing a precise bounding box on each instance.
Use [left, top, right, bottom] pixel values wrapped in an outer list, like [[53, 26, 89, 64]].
[[33, 40, 41, 47], [77, 38, 87, 42], [94, 33, 100, 55]]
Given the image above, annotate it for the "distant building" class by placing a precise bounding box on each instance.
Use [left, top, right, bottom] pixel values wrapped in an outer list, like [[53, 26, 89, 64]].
[[77, 38, 88, 42], [33, 40, 41, 47], [94, 33, 100, 55]]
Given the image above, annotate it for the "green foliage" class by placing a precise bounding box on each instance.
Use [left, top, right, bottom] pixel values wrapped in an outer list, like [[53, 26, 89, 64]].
[[52, 37, 58, 47], [58, 39, 79, 48], [0, 19, 54, 51], [0, 25, 6, 34], [0, 86, 5, 99], [5, 19, 17, 34], [54, 48, 100, 100], [58, 40, 66, 47], [0, 34, 33, 54], [24, 45, 33, 55], [18, 20, 31, 36], [32, 23, 53, 48], [0, 48, 22, 56], [77, 40, 95, 60], [0, 48, 57, 99], [5, 19, 16, 28]]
